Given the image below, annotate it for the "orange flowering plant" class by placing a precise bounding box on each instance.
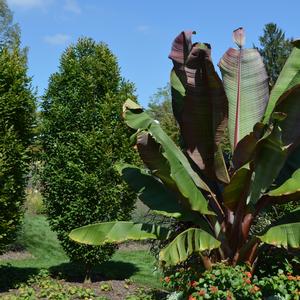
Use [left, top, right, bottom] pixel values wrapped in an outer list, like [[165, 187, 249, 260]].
[[162, 262, 300, 299], [162, 264, 263, 299]]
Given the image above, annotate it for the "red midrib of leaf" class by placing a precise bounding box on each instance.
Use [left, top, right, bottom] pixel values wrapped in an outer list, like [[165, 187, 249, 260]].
[[234, 49, 242, 149]]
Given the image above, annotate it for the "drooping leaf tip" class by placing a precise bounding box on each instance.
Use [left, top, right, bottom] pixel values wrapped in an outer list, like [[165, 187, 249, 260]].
[[271, 111, 287, 122], [292, 39, 300, 47], [123, 99, 142, 111], [233, 27, 245, 48]]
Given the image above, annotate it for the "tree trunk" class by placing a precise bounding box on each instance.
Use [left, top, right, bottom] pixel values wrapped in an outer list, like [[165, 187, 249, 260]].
[[84, 263, 92, 284]]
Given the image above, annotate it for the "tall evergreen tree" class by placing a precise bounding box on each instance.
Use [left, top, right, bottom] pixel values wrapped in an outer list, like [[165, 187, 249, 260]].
[[41, 38, 137, 279], [0, 46, 36, 252], [256, 23, 292, 86]]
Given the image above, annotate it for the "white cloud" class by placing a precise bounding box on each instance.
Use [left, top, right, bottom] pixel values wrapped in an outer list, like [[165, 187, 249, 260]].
[[7, 0, 51, 9], [64, 0, 81, 14], [43, 34, 71, 45], [136, 25, 149, 33]]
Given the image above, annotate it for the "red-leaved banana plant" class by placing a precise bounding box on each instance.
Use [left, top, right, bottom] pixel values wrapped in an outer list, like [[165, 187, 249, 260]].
[[70, 28, 300, 271]]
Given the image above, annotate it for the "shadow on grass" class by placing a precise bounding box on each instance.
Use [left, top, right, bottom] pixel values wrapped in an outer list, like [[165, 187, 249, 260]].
[[0, 260, 139, 292], [50, 260, 139, 282], [0, 264, 39, 292]]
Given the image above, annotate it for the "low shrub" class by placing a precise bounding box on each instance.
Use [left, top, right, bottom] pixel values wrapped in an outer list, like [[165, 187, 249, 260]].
[[1, 270, 96, 300]]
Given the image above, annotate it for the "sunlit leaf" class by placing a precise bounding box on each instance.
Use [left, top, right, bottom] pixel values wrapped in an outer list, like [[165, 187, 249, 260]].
[[69, 221, 170, 246], [159, 228, 220, 266], [219, 29, 269, 150]]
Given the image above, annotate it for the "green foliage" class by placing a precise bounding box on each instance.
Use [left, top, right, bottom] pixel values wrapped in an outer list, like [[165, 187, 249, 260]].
[[0, 44, 36, 253], [0, 0, 20, 49], [1, 269, 160, 300], [1, 270, 96, 300], [256, 23, 293, 87], [41, 37, 137, 266], [0, 214, 162, 292], [147, 84, 180, 143], [125, 288, 158, 300]]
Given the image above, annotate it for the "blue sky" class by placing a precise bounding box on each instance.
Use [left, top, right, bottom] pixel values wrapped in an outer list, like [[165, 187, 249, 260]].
[[7, 0, 300, 107]]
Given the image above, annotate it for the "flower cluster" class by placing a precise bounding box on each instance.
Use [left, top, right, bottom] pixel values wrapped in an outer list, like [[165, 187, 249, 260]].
[[162, 263, 300, 299]]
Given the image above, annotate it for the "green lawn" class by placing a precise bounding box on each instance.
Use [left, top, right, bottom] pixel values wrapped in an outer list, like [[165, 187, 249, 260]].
[[0, 213, 162, 292]]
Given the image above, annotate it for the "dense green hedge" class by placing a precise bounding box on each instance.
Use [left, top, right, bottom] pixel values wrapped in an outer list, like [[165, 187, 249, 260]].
[[0, 46, 36, 253], [41, 37, 137, 267]]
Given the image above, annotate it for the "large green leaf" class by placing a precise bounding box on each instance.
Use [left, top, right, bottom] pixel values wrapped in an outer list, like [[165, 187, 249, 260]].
[[170, 69, 185, 123], [219, 29, 269, 150], [123, 100, 206, 189], [123, 99, 215, 216], [223, 168, 252, 211], [69, 221, 170, 246], [258, 223, 300, 248], [159, 228, 220, 266], [116, 163, 182, 218], [257, 209, 300, 249], [214, 145, 230, 184], [272, 84, 300, 149], [276, 145, 300, 185], [232, 122, 265, 170], [268, 168, 300, 196], [247, 124, 287, 206], [263, 40, 300, 123], [136, 132, 177, 189], [117, 163, 213, 232], [169, 31, 228, 178]]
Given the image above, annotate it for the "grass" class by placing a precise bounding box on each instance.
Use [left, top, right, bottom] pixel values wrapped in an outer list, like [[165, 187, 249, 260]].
[[24, 189, 45, 215], [0, 213, 162, 293]]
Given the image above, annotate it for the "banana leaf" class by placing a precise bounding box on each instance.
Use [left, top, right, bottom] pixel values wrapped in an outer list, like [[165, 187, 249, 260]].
[[214, 145, 230, 183], [219, 28, 269, 150], [69, 221, 171, 246], [169, 31, 228, 179], [116, 163, 214, 232], [223, 167, 252, 211], [263, 40, 300, 123], [232, 122, 265, 170], [136, 132, 177, 189], [268, 168, 300, 197], [276, 145, 300, 185], [257, 208, 300, 249], [116, 163, 182, 218], [159, 228, 220, 266], [123, 99, 215, 216], [272, 84, 300, 149], [247, 124, 287, 206]]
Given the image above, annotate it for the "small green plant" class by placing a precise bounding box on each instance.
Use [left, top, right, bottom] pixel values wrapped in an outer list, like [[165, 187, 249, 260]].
[[2, 270, 98, 300], [100, 283, 112, 292], [125, 287, 156, 300], [124, 278, 134, 289]]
